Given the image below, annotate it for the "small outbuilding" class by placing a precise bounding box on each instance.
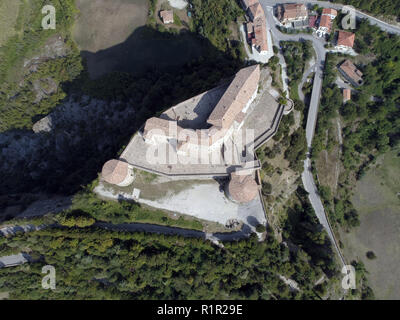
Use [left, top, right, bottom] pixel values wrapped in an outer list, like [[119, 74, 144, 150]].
[[343, 88, 351, 103], [160, 10, 174, 24], [102, 159, 135, 187], [226, 171, 259, 203]]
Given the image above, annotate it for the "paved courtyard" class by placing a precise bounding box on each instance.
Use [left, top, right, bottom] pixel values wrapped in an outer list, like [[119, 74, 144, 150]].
[[95, 177, 266, 228]]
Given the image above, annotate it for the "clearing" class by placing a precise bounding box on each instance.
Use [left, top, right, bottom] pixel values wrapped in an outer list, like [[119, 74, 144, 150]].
[[73, 0, 206, 78], [340, 146, 400, 299], [0, 0, 20, 47], [72, 0, 149, 53]]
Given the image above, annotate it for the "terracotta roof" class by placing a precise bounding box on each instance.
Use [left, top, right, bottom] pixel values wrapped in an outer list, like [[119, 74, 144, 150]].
[[319, 14, 332, 31], [102, 160, 129, 185], [160, 10, 173, 24], [337, 30, 355, 48], [227, 172, 259, 203], [343, 88, 351, 102], [322, 8, 337, 17], [143, 117, 183, 140], [242, 0, 258, 9], [309, 15, 318, 28], [207, 65, 260, 129], [339, 60, 363, 85], [248, 2, 264, 21], [253, 16, 268, 51], [280, 3, 308, 21]]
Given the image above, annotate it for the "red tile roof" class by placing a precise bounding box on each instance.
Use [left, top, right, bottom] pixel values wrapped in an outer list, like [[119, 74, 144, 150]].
[[242, 0, 258, 9], [322, 8, 338, 17], [343, 88, 351, 102], [319, 14, 332, 32], [248, 2, 264, 21], [280, 3, 308, 21], [208, 65, 260, 129], [337, 30, 355, 48], [253, 16, 268, 52], [339, 60, 363, 85], [309, 15, 318, 28]]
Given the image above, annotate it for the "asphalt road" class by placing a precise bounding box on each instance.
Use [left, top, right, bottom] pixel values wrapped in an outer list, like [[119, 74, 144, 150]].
[[261, 3, 346, 266], [298, 62, 316, 102]]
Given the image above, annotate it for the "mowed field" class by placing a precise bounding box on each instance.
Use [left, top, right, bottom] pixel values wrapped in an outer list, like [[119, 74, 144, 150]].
[[340, 145, 400, 299], [72, 0, 206, 78], [0, 0, 21, 47], [73, 0, 149, 53]]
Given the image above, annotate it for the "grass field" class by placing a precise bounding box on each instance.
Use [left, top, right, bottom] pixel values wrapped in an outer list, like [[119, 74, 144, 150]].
[[73, 0, 207, 78], [0, 0, 21, 47], [73, 0, 149, 53], [340, 145, 400, 299]]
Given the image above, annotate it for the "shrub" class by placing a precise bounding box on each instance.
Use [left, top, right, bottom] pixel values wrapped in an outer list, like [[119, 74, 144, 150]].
[[256, 224, 266, 233]]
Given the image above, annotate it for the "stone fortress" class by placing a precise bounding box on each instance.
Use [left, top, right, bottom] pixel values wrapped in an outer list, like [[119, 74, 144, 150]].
[[101, 64, 292, 204]]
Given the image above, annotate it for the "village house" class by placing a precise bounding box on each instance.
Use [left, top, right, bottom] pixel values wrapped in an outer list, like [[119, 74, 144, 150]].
[[226, 171, 260, 203], [316, 8, 337, 37], [102, 159, 135, 187], [335, 30, 356, 51], [247, 1, 264, 21], [160, 10, 174, 24], [241, 0, 258, 10], [317, 15, 332, 37], [322, 8, 337, 20], [243, 0, 269, 55], [343, 88, 351, 103], [276, 3, 308, 26], [308, 15, 318, 29], [338, 60, 363, 87]]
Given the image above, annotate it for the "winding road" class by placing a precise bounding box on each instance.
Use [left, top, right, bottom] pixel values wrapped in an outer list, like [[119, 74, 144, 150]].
[[260, 2, 346, 266]]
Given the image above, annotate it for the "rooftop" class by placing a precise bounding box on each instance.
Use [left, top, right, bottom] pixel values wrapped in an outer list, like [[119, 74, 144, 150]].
[[339, 60, 363, 85], [160, 10, 174, 24], [102, 159, 130, 185], [337, 30, 355, 48], [242, 0, 258, 9], [343, 88, 351, 102], [322, 8, 338, 17], [319, 14, 332, 31], [227, 172, 259, 203], [207, 65, 260, 129], [279, 3, 308, 21], [248, 2, 264, 21]]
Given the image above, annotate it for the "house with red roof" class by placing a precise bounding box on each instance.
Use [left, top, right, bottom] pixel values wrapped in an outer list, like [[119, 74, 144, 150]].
[[335, 30, 356, 51], [317, 15, 332, 37], [322, 8, 337, 20]]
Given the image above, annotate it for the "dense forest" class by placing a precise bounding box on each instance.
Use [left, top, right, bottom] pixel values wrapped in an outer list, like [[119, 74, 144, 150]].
[[0, 184, 346, 299], [0, 227, 316, 299], [0, 0, 82, 131], [331, 0, 400, 19]]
